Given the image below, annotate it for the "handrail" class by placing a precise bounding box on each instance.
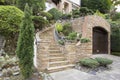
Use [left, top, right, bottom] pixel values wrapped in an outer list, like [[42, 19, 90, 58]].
[[54, 28, 62, 42]]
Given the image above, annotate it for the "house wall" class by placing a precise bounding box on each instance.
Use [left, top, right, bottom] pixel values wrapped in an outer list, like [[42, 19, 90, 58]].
[[69, 0, 81, 6], [45, 0, 80, 13], [58, 0, 72, 13], [45, 2, 57, 11]]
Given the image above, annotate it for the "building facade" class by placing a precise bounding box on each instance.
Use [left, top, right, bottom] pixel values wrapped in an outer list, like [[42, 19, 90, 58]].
[[45, 0, 81, 13]]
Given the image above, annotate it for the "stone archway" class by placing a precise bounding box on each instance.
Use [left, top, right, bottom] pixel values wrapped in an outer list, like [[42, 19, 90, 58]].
[[81, 15, 111, 54], [93, 27, 108, 54]]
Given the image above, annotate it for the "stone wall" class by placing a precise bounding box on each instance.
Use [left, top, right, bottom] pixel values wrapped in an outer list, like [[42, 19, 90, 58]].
[[64, 42, 92, 64], [36, 15, 111, 70], [63, 15, 111, 63], [72, 17, 84, 33], [81, 15, 110, 54]]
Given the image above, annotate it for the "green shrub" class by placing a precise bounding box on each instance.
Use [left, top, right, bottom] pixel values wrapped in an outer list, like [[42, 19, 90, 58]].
[[95, 57, 113, 66], [80, 58, 99, 68], [32, 16, 49, 30], [79, 7, 94, 16], [58, 40, 64, 45], [40, 11, 53, 20], [55, 23, 63, 33], [67, 32, 77, 40], [81, 38, 90, 43], [62, 23, 72, 36], [61, 14, 72, 19], [0, 6, 23, 53], [73, 15, 80, 18], [94, 10, 106, 18], [48, 8, 62, 20], [72, 9, 80, 18], [0, 6, 23, 37]]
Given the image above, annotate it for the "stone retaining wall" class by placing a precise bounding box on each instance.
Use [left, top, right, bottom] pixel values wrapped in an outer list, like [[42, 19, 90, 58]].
[[36, 15, 111, 70], [62, 15, 111, 63]]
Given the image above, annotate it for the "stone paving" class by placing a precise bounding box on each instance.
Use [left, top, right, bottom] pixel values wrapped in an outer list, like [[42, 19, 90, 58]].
[[50, 54, 120, 80]]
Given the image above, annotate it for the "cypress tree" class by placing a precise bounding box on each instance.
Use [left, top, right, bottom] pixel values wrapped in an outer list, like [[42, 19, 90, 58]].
[[16, 4, 35, 79]]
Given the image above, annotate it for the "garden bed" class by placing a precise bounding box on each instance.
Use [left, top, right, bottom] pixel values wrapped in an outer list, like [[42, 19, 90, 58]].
[[75, 57, 113, 75], [75, 64, 111, 75]]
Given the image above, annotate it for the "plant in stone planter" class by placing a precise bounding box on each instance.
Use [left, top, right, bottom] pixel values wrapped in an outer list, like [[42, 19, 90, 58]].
[[55, 23, 63, 33], [62, 23, 72, 36], [67, 32, 77, 40], [81, 38, 90, 43]]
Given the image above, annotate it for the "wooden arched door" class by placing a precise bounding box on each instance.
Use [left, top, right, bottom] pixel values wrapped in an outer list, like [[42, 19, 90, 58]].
[[93, 27, 108, 54]]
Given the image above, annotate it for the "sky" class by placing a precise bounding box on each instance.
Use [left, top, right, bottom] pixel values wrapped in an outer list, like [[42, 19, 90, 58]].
[[116, 6, 120, 12]]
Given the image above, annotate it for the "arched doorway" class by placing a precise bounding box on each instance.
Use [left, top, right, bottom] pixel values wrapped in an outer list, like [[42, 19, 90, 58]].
[[93, 27, 108, 54]]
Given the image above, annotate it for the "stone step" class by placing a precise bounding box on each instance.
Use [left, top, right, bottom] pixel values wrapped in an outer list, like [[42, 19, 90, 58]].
[[49, 47, 60, 50], [47, 64, 74, 73], [49, 53, 64, 57], [49, 50, 62, 53], [49, 44, 60, 48], [49, 57, 66, 62], [49, 61, 69, 67]]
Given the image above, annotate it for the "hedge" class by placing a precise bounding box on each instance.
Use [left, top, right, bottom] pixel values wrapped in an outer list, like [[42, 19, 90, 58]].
[[0, 6, 23, 53], [0, 6, 24, 37], [110, 21, 120, 52]]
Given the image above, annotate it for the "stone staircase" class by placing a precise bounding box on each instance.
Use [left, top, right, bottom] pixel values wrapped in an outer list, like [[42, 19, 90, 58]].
[[37, 27, 74, 73], [47, 44, 74, 73]]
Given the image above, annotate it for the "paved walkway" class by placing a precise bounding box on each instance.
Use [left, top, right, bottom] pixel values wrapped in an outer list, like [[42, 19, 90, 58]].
[[50, 54, 120, 80]]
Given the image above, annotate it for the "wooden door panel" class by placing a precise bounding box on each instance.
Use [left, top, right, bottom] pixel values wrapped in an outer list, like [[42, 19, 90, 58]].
[[93, 28, 108, 54]]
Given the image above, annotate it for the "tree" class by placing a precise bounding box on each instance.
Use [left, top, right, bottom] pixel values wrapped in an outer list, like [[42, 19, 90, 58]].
[[0, 0, 16, 5], [48, 8, 62, 20], [110, 21, 120, 52], [32, 0, 45, 15], [16, 0, 45, 15], [81, 0, 112, 13], [16, 0, 33, 11], [109, 0, 120, 20], [112, 0, 120, 6], [16, 0, 48, 30], [16, 4, 35, 79]]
